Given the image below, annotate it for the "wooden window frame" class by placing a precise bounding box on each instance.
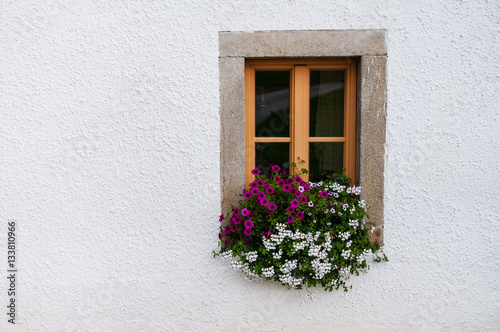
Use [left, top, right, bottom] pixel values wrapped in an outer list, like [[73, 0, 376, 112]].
[[244, 59, 357, 187]]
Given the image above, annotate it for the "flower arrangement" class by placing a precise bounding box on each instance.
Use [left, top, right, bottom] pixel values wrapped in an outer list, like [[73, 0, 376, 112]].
[[215, 161, 387, 292]]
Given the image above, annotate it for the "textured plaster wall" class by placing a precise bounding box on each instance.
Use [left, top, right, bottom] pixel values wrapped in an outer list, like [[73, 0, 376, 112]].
[[0, 1, 499, 331]]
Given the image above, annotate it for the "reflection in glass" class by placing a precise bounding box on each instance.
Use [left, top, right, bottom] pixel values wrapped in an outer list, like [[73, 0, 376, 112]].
[[309, 142, 343, 182], [255, 143, 289, 176], [310, 70, 344, 137], [255, 71, 290, 138]]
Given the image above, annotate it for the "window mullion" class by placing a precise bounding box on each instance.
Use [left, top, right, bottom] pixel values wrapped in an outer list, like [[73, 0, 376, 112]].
[[292, 65, 309, 181]]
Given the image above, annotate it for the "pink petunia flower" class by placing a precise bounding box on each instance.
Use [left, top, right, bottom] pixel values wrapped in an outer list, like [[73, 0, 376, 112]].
[[272, 165, 281, 172], [251, 168, 260, 175]]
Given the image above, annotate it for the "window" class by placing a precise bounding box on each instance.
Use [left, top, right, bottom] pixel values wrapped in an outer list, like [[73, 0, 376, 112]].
[[245, 59, 356, 186], [220, 30, 387, 243]]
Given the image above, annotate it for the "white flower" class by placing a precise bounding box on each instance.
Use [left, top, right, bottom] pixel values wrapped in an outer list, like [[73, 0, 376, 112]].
[[308, 201, 314, 207]]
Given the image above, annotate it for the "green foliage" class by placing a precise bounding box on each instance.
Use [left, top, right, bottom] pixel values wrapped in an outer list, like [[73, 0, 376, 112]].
[[215, 165, 387, 292]]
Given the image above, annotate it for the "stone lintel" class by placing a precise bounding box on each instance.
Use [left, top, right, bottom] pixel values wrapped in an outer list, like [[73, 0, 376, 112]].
[[220, 30, 387, 58]]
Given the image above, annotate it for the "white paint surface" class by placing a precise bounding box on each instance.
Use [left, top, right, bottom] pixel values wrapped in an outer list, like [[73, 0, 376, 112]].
[[1, 1, 499, 331]]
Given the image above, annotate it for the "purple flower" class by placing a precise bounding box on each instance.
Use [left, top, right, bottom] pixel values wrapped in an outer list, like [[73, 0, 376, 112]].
[[287, 215, 294, 224], [230, 224, 237, 232], [244, 220, 254, 229], [277, 179, 285, 186], [243, 238, 250, 244], [260, 198, 269, 207], [294, 176, 302, 183], [262, 231, 270, 239], [224, 226, 230, 235], [251, 187, 259, 195], [283, 184, 291, 192], [244, 228, 252, 236], [243, 192, 252, 200], [219, 214, 224, 222], [268, 203, 277, 211], [256, 179, 264, 186], [251, 168, 260, 175], [295, 191, 303, 198], [286, 178, 293, 184], [265, 187, 274, 194], [258, 192, 266, 200], [233, 216, 241, 224], [296, 211, 304, 219], [224, 239, 229, 247], [300, 196, 308, 203], [219, 232, 223, 240], [290, 199, 300, 208], [286, 206, 295, 214], [241, 208, 250, 216], [320, 190, 328, 198], [272, 165, 281, 172]]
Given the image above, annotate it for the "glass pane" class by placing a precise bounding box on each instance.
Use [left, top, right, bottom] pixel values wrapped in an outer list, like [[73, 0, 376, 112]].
[[255, 143, 289, 176], [255, 71, 290, 138], [309, 70, 344, 137], [309, 142, 343, 182]]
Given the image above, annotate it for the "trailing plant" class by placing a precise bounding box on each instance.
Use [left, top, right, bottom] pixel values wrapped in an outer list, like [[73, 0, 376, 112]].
[[214, 161, 387, 292]]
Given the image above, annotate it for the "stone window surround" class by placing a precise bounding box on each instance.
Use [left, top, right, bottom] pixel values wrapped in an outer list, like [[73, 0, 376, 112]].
[[219, 30, 387, 244]]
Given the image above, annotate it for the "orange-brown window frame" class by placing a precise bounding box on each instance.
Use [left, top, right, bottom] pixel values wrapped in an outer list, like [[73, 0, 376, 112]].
[[245, 59, 357, 187]]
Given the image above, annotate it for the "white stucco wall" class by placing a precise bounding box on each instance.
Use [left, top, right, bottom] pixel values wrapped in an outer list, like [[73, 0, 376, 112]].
[[1, 1, 499, 331]]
